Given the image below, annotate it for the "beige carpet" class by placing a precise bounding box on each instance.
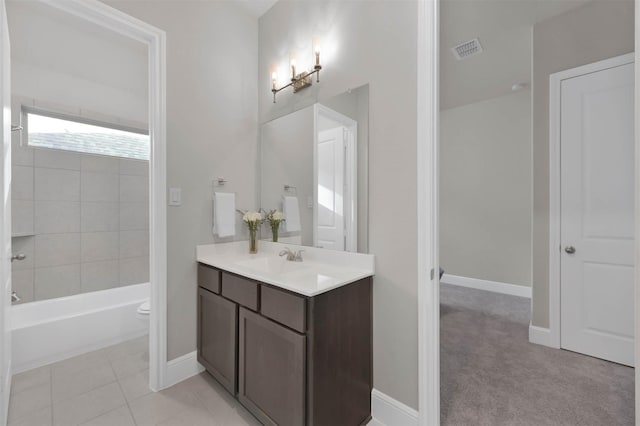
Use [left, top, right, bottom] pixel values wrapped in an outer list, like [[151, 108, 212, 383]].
[[440, 284, 634, 426]]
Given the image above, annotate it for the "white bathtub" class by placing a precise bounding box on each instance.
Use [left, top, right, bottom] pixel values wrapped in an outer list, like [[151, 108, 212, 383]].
[[11, 283, 149, 373]]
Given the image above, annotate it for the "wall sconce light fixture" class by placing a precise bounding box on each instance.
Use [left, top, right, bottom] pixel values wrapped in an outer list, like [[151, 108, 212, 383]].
[[271, 45, 322, 103]]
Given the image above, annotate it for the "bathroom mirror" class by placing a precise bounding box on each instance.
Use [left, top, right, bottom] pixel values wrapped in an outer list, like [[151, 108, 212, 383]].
[[259, 84, 369, 253]]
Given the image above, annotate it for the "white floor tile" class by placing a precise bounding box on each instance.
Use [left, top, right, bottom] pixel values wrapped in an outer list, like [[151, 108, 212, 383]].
[[78, 405, 135, 426], [102, 335, 147, 361], [8, 382, 51, 421], [128, 387, 203, 426], [117, 369, 151, 402], [52, 360, 116, 402], [52, 382, 125, 426], [11, 365, 50, 395], [10, 337, 260, 426], [156, 406, 220, 426], [7, 405, 52, 426], [50, 349, 109, 377], [110, 350, 149, 379]]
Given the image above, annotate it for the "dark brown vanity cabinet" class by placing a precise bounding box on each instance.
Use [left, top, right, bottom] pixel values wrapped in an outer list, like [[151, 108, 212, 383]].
[[196, 267, 237, 395], [197, 262, 372, 426], [239, 307, 306, 426]]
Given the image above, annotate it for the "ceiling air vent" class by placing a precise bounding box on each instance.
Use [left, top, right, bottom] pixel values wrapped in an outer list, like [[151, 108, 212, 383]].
[[451, 38, 483, 60]]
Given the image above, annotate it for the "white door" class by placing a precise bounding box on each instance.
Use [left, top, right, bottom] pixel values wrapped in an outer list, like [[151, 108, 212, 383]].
[[316, 126, 345, 251], [560, 59, 635, 366], [0, 0, 10, 421]]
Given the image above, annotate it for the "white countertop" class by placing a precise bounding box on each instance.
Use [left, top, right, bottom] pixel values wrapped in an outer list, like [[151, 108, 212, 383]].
[[196, 241, 375, 297]]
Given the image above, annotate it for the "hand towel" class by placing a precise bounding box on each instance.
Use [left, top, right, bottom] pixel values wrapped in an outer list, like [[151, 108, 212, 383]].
[[214, 192, 236, 237], [283, 195, 301, 232]]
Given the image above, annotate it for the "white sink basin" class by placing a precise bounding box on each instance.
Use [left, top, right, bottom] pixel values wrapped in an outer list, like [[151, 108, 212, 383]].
[[235, 257, 310, 275]]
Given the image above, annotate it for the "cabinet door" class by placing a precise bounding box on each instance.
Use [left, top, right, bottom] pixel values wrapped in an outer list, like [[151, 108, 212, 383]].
[[238, 307, 305, 426], [197, 288, 238, 394]]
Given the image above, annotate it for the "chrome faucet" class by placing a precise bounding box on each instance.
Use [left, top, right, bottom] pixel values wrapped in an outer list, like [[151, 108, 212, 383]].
[[279, 247, 304, 262]]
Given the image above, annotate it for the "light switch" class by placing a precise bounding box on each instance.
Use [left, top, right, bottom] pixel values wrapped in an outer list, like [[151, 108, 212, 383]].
[[307, 196, 313, 209], [169, 188, 181, 206]]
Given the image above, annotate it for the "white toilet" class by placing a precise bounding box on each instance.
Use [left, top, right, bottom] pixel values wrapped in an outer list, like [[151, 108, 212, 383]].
[[137, 300, 150, 321]]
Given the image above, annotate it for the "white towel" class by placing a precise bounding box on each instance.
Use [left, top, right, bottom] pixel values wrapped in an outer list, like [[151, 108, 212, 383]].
[[282, 196, 301, 232], [214, 192, 236, 237]]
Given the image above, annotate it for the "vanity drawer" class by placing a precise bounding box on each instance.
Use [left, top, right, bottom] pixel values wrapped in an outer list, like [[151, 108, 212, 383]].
[[198, 263, 221, 294], [222, 272, 259, 311], [261, 285, 306, 333]]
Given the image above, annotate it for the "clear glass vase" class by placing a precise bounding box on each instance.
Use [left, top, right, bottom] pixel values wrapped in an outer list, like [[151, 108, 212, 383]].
[[249, 227, 258, 254], [271, 225, 279, 243]]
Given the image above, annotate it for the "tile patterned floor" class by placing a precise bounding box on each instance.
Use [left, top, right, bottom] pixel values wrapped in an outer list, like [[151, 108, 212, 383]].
[[8, 337, 261, 426]]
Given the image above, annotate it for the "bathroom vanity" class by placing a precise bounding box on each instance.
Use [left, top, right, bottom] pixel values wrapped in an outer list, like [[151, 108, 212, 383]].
[[196, 241, 374, 426]]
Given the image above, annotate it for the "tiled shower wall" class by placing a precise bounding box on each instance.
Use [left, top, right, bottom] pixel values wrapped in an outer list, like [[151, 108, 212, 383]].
[[11, 144, 149, 303]]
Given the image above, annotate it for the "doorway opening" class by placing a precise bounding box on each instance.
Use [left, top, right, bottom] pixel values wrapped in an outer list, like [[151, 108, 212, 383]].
[[432, 0, 636, 424], [0, 0, 166, 423]]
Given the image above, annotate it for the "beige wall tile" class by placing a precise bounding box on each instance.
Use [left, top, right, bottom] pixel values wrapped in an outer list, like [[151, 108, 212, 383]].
[[81, 260, 119, 293], [81, 172, 119, 202], [35, 233, 80, 267], [34, 264, 81, 300], [11, 269, 34, 304], [35, 168, 80, 201], [11, 237, 34, 271], [119, 159, 148, 176], [119, 203, 148, 231], [81, 155, 119, 174], [81, 202, 119, 232], [119, 230, 148, 259], [35, 201, 80, 234], [119, 257, 149, 286], [12, 200, 34, 236], [119, 175, 148, 203], [34, 149, 81, 170], [81, 232, 119, 263], [12, 166, 33, 201]]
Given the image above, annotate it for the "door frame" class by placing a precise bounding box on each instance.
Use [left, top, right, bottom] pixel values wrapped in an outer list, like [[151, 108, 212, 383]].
[[39, 0, 168, 391], [548, 52, 635, 350], [417, 0, 439, 424], [313, 103, 358, 252], [0, 0, 10, 422], [420, 1, 640, 425]]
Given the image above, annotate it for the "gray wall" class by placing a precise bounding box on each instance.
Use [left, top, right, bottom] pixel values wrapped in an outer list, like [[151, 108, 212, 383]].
[[105, 1, 259, 360], [440, 90, 532, 286], [259, 0, 419, 409], [531, 0, 634, 327]]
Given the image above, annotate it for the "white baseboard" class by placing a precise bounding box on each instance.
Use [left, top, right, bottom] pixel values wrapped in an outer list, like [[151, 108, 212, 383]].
[[441, 274, 532, 299], [371, 388, 419, 426], [528, 324, 559, 348], [164, 351, 205, 389]]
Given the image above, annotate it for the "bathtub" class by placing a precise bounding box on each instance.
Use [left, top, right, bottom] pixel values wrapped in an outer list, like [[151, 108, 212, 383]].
[[11, 283, 149, 373]]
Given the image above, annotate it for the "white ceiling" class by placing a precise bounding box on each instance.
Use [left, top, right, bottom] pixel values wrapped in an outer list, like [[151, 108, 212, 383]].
[[234, 0, 278, 17], [440, 0, 591, 110]]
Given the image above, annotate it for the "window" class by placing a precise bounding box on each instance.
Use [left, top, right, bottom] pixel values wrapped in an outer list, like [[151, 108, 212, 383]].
[[26, 109, 149, 160]]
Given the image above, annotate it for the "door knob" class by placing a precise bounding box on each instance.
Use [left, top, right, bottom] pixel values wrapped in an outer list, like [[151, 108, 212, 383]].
[[11, 253, 26, 262], [565, 246, 576, 254]]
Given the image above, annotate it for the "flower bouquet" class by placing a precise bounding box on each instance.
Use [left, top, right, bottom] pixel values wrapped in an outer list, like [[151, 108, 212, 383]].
[[265, 210, 285, 242], [242, 210, 263, 254]]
